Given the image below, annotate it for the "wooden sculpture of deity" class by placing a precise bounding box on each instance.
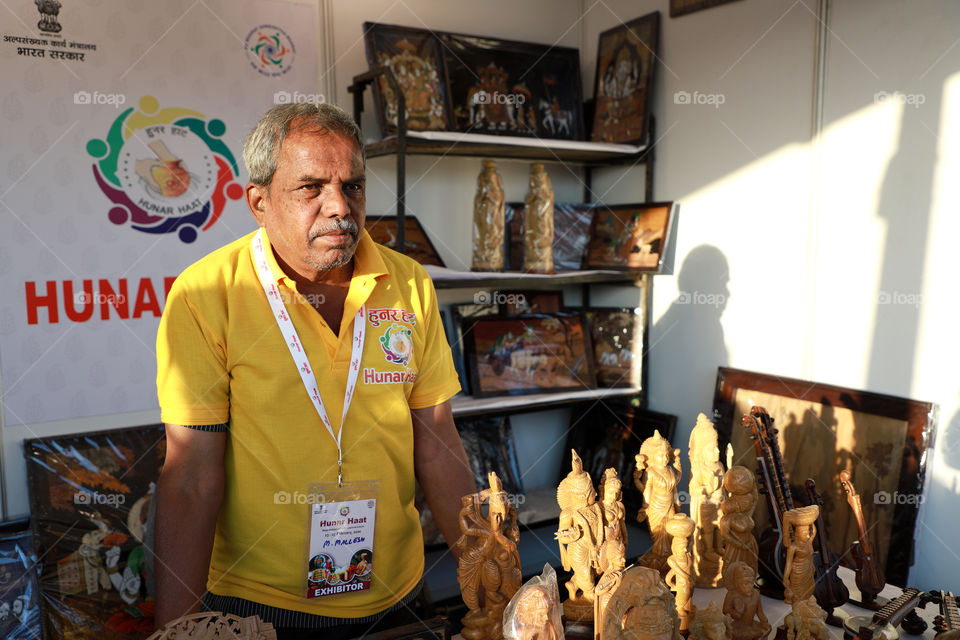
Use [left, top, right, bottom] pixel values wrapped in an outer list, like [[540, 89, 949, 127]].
[[457, 471, 523, 640], [634, 430, 682, 574], [719, 466, 759, 585], [688, 413, 725, 588], [690, 603, 733, 640], [721, 562, 771, 640], [782, 506, 819, 606], [556, 449, 605, 622], [665, 514, 697, 633], [598, 565, 681, 640]]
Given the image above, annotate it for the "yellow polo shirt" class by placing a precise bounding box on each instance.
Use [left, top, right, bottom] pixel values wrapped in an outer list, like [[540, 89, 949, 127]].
[[156, 228, 460, 617]]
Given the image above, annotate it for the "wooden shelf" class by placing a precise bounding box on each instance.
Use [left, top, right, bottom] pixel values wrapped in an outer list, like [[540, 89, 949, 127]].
[[451, 387, 639, 418], [366, 130, 650, 166], [426, 265, 644, 290]]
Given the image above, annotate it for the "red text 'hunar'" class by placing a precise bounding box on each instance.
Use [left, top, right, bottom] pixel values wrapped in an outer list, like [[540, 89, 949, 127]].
[[24, 277, 177, 324]]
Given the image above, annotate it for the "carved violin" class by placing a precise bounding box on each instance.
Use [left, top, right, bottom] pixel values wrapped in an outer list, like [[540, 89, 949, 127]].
[[839, 470, 887, 609]]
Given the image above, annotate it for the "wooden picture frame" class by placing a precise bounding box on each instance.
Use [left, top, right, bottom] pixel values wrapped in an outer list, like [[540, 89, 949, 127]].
[[441, 32, 585, 140], [507, 202, 596, 272], [363, 22, 453, 136], [0, 519, 42, 639], [583, 201, 673, 272], [584, 306, 643, 388], [591, 12, 659, 144], [560, 399, 677, 516], [713, 367, 936, 586], [670, 0, 743, 18], [25, 424, 166, 639], [461, 313, 595, 397], [365, 215, 446, 267], [455, 413, 525, 498]]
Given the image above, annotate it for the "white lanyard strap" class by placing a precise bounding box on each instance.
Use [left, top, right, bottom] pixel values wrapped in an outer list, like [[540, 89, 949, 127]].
[[251, 229, 365, 486]]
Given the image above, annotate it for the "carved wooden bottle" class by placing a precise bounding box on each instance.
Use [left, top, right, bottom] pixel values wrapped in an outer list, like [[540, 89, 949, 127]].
[[522, 163, 554, 274], [472, 159, 505, 271]]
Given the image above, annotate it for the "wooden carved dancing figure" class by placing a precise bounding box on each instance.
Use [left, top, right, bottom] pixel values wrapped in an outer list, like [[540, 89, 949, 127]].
[[457, 471, 523, 640], [556, 450, 605, 622], [634, 430, 681, 574], [688, 413, 725, 588]]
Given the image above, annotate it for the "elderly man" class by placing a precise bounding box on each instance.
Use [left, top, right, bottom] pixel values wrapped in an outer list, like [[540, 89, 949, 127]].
[[154, 103, 475, 639]]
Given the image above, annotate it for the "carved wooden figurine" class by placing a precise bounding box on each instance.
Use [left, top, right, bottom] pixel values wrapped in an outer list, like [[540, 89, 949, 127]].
[[782, 506, 819, 606], [556, 449, 605, 622], [635, 430, 682, 574], [665, 514, 697, 634], [595, 525, 628, 640], [472, 159, 506, 271], [688, 413, 725, 588], [783, 597, 829, 640], [722, 562, 771, 640], [457, 471, 523, 640], [522, 163, 554, 273], [146, 613, 276, 640], [720, 466, 759, 586], [690, 603, 733, 640], [503, 565, 564, 640], [598, 565, 681, 640], [599, 466, 628, 572]]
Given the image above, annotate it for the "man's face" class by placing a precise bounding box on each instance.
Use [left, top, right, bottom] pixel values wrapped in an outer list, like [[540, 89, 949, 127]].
[[248, 125, 365, 280]]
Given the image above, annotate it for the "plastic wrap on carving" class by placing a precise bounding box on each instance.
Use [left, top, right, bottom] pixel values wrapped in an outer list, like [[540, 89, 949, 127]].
[[24, 425, 166, 639], [522, 163, 554, 274], [503, 563, 565, 640], [0, 521, 43, 638], [471, 159, 505, 271]]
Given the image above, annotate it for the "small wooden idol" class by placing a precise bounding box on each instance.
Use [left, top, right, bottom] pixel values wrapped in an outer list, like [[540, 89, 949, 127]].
[[688, 413, 725, 588], [457, 471, 523, 640], [556, 449, 605, 622], [722, 562, 771, 640], [595, 529, 628, 640], [503, 564, 564, 640], [598, 467, 628, 571], [782, 506, 819, 606], [597, 565, 681, 640], [665, 514, 697, 634], [472, 159, 506, 271], [720, 466, 759, 586], [690, 603, 733, 640], [635, 430, 682, 574], [783, 597, 829, 640]]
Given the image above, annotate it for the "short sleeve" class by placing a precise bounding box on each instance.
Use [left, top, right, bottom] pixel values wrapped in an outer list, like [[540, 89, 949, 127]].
[[156, 278, 230, 425], [407, 272, 461, 409]]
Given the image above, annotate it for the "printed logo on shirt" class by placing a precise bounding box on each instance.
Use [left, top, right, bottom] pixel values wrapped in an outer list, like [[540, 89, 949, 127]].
[[363, 368, 418, 385], [378, 323, 413, 366], [367, 308, 417, 328]]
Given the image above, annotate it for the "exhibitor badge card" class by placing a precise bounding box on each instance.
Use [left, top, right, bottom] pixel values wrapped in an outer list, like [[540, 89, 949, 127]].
[[306, 498, 376, 598]]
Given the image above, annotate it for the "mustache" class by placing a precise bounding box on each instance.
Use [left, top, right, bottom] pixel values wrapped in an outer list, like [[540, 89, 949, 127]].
[[310, 218, 359, 241]]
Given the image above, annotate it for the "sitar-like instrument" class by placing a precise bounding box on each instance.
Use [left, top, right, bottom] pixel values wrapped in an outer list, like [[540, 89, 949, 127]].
[[839, 470, 887, 609], [806, 478, 849, 625], [842, 587, 932, 640]]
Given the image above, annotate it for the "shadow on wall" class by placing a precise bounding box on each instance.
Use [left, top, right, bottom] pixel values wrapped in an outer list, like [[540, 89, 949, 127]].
[[648, 244, 730, 437]]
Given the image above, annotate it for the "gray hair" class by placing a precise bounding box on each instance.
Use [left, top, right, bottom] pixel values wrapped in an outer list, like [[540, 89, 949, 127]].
[[242, 102, 364, 187]]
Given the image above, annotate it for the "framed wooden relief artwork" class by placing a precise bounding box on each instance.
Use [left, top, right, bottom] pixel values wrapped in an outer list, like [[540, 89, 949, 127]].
[[461, 313, 595, 397], [592, 12, 659, 144], [584, 307, 643, 388], [363, 22, 452, 135], [25, 425, 166, 639], [365, 215, 445, 267], [500, 290, 564, 316], [670, 0, 742, 18], [560, 399, 676, 516], [583, 201, 673, 272], [713, 367, 936, 586], [441, 32, 585, 140], [0, 520, 42, 639], [507, 203, 595, 271], [456, 414, 525, 497]]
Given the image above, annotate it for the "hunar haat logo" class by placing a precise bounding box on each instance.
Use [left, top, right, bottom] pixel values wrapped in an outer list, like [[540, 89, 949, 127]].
[[379, 323, 413, 366], [86, 95, 244, 243], [245, 24, 295, 77]]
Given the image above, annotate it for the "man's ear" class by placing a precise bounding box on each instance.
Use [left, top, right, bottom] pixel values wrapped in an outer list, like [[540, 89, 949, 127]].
[[246, 183, 269, 227]]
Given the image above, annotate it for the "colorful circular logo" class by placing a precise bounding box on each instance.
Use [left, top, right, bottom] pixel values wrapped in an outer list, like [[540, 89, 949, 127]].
[[246, 25, 295, 76], [86, 95, 244, 243]]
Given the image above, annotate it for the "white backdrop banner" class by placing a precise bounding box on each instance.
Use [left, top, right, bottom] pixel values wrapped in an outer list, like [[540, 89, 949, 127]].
[[0, 0, 321, 425]]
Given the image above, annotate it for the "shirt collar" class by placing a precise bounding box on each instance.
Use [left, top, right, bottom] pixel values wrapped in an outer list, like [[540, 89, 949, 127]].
[[259, 227, 388, 286]]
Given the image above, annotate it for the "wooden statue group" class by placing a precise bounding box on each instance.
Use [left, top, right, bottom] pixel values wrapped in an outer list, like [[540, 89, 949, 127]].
[[457, 411, 847, 640]]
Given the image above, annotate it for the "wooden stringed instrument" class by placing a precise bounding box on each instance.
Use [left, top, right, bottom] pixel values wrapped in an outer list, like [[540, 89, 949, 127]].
[[931, 590, 960, 640], [839, 470, 887, 608], [842, 587, 931, 640], [741, 406, 791, 596], [805, 478, 849, 624]]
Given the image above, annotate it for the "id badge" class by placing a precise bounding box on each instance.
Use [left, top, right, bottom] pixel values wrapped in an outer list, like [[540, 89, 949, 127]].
[[303, 480, 379, 599]]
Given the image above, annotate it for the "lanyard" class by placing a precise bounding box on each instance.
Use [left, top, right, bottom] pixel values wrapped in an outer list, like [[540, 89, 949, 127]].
[[251, 229, 365, 486]]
